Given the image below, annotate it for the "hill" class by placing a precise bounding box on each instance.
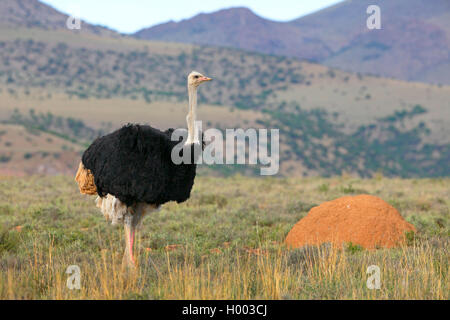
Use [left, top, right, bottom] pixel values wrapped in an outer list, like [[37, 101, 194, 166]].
[[0, 1, 449, 177], [134, 0, 450, 85], [0, 123, 81, 176], [0, 0, 118, 36]]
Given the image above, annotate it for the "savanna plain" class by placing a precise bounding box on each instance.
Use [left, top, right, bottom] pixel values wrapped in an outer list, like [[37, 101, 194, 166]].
[[0, 175, 448, 299]]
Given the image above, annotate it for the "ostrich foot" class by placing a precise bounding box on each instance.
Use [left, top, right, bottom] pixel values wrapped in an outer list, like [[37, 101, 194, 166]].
[[122, 251, 136, 270]]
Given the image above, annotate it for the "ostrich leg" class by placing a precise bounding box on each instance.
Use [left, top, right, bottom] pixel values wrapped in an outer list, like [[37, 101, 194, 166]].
[[122, 206, 142, 269], [122, 203, 157, 269], [123, 223, 137, 268]]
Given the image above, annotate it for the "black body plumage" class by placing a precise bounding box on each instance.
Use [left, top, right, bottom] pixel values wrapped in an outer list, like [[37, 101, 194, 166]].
[[82, 124, 202, 207]]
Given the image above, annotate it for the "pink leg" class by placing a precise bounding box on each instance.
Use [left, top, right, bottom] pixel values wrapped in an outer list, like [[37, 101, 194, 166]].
[[123, 224, 136, 268]]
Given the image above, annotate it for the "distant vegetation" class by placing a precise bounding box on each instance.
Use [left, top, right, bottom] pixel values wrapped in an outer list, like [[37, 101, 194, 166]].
[[0, 40, 304, 108], [4, 104, 448, 178], [2, 109, 110, 146], [261, 104, 450, 177]]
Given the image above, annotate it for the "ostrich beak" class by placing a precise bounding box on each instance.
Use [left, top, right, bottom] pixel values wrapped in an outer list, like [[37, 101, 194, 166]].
[[200, 76, 212, 82]]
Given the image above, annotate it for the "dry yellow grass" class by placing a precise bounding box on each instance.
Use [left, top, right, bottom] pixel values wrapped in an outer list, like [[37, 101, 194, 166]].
[[0, 26, 191, 54], [0, 91, 264, 131], [1, 239, 447, 300]]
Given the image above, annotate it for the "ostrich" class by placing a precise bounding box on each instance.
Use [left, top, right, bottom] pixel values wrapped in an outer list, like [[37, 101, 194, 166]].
[[75, 71, 212, 268]]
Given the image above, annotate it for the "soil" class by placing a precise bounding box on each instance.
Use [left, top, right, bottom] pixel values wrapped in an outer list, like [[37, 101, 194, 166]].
[[285, 194, 416, 249]]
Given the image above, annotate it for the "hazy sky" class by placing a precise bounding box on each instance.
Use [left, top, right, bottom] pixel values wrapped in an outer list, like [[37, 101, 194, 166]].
[[40, 0, 343, 34]]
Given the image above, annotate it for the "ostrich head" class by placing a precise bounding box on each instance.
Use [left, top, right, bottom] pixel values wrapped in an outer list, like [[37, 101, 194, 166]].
[[188, 71, 212, 88]]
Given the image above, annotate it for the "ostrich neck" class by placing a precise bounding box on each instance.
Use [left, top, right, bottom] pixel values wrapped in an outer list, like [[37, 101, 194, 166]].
[[186, 85, 198, 144]]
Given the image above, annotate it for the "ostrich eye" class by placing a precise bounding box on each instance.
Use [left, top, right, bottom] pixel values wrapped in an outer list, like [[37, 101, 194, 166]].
[[194, 75, 199, 79]]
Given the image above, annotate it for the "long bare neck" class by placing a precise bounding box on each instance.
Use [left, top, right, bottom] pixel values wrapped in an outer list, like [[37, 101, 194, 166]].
[[186, 84, 197, 144]]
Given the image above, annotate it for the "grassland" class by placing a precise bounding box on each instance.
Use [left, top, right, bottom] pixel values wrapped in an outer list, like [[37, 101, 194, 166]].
[[0, 90, 263, 131], [0, 175, 448, 299]]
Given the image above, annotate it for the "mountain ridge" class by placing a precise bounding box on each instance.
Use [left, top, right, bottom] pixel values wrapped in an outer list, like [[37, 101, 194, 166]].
[[134, 0, 450, 85]]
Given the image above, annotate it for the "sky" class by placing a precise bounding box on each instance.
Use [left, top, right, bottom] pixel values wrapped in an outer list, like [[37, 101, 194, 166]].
[[40, 0, 343, 34]]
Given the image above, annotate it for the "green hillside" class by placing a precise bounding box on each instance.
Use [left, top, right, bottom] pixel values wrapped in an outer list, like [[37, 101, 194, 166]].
[[0, 12, 449, 177]]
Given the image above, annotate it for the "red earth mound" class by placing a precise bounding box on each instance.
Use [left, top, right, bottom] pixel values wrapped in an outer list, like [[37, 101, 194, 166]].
[[285, 194, 416, 249]]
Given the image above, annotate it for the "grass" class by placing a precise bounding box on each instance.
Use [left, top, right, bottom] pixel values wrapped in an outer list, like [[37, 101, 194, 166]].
[[0, 175, 448, 299]]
